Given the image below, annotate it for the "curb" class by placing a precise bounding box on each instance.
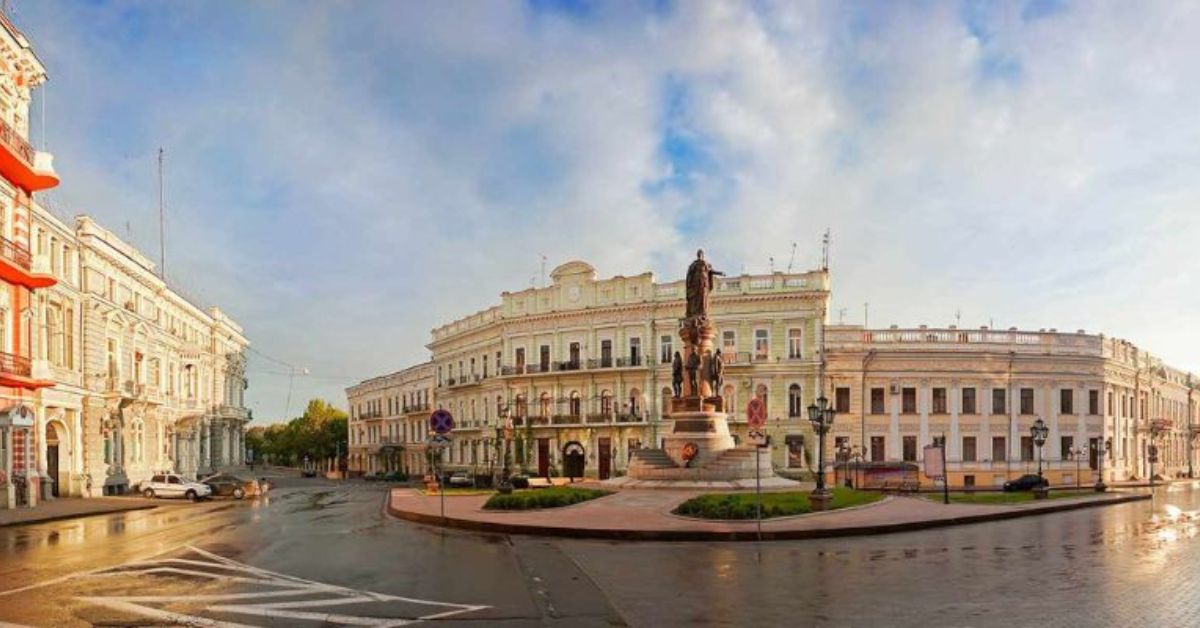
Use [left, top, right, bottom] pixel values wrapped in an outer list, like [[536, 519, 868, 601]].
[[386, 492, 1151, 542], [0, 503, 159, 528]]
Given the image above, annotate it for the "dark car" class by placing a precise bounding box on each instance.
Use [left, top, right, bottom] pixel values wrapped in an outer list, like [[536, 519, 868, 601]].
[[302, 468, 318, 478], [199, 473, 260, 499], [1003, 474, 1049, 492]]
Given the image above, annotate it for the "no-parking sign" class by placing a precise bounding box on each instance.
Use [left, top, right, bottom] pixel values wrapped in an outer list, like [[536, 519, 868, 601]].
[[429, 409, 455, 435], [746, 398, 766, 429]]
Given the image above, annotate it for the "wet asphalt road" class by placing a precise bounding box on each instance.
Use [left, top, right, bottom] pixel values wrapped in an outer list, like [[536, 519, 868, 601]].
[[0, 474, 1197, 627]]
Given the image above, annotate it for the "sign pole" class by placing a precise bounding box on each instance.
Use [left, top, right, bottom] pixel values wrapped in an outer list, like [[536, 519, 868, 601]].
[[440, 445, 446, 523], [942, 431, 950, 505], [755, 442, 762, 542]]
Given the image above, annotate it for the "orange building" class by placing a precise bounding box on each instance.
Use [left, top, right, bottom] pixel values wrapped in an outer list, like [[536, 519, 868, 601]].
[[0, 11, 60, 509]]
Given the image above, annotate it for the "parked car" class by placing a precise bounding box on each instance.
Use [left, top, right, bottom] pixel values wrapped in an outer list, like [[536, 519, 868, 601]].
[[302, 468, 318, 478], [200, 473, 260, 499], [1003, 474, 1049, 492], [447, 471, 473, 487], [140, 474, 212, 501]]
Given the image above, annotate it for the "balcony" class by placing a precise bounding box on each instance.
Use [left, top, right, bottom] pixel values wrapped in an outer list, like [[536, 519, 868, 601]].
[[403, 403, 430, 415], [0, 234, 54, 289], [0, 117, 58, 193], [552, 361, 582, 372], [0, 350, 52, 390]]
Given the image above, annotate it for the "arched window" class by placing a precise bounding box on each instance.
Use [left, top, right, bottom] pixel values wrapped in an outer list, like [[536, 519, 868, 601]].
[[789, 384, 803, 417], [628, 388, 641, 415], [539, 392, 551, 417], [600, 390, 612, 415], [131, 418, 144, 463], [723, 384, 736, 412], [569, 391, 581, 416], [515, 394, 528, 417]]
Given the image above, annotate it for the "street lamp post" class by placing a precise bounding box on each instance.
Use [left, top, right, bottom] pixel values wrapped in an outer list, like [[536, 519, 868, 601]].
[[1031, 416, 1049, 499], [498, 404, 514, 495], [807, 395, 836, 511], [1092, 438, 1110, 493], [1069, 445, 1087, 490]]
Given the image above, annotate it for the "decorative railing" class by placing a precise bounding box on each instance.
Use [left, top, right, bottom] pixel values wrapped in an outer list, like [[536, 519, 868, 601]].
[[402, 403, 430, 413], [0, 351, 31, 377], [0, 234, 32, 272], [0, 116, 35, 166]]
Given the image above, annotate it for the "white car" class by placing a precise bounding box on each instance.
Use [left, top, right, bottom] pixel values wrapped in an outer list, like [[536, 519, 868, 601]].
[[140, 474, 212, 501]]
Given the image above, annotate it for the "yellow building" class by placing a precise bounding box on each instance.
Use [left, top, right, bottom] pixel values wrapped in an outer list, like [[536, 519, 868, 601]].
[[346, 362, 433, 476], [824, 325, 1197, 488], [422, 260, 829, 479]]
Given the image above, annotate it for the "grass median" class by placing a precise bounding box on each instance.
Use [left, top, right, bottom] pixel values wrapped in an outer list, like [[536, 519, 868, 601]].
[[924, 489, 1101, 505], [482, 486, 613, 510], [674, 487, 883, 520]]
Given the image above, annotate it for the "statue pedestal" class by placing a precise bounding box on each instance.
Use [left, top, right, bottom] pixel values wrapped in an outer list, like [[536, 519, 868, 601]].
[[662, 410, 736, 468]]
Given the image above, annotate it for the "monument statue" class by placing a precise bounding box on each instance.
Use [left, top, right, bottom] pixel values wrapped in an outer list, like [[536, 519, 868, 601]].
[[709, 349, 725, 394], [685, 249, 724, 319], [671, 351, 683, 398], [685, 350, 700, 396]]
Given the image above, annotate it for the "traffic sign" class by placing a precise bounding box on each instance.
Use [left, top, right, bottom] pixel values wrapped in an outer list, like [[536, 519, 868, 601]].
[[746, 398, 766, 428], [429, 409, 455, 435], [748, 429, 767, 447]]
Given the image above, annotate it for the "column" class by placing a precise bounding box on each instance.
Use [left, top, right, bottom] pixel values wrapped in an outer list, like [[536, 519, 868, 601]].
[[1077, 385, 1087, 479], [1048, 383, 1060, 469], [201, 422, 210, 473], [888, 383, 900, 460], [1010, 382, 1020, 463], [949, 381, 961, 461], [918, 381, 930, 461]]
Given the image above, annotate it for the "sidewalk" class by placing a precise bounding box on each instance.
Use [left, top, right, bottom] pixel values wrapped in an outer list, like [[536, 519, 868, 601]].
[[387, 487, 1151, 542], [0, 496, 159, 528]]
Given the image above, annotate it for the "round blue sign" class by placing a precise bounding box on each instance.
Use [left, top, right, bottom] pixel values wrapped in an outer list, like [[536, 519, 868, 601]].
[[430, 409, 455, 435]]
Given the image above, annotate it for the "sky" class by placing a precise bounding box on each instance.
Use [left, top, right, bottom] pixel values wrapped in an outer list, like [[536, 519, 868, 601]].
[[9, 0, 1200, 423]]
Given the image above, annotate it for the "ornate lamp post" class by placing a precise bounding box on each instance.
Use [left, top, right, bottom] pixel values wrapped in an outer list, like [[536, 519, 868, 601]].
[[1068, 445, 1087, 490], [497, 402, 514, 494], [807, 395, 836, 510], [1031, 416, 1049, 498], [1092, 437, 1111, 493]]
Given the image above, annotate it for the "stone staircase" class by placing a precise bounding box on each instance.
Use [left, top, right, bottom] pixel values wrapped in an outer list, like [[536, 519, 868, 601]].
[[627, 446, 773, 481]]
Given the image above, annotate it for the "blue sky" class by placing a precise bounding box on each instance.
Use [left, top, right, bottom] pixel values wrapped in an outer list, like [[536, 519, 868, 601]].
[[11, 1, 1200, 422]]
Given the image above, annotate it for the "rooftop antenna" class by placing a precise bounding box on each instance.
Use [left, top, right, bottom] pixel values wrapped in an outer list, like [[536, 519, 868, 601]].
[[821, 228, 831, 271], [539, 254, 546, 288], [158, 148, 166, 280], [838, 308, 847, 324], [786, 241, 797, 273], [955, 308, 962, 328], [768, 256, 774, 274]]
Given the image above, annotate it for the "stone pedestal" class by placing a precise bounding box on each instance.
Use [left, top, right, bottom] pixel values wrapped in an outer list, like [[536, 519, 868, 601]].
[[662, 410, 736, 468], [1034, 486, 1050, 500], [810, 489, 833, 511]]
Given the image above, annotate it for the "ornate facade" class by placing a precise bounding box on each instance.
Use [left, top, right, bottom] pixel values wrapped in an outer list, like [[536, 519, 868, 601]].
[[349, 260, 829, 478], [346, 362, 433, 476], [824, 325, 1198, 487], [0, 11, 251, 508]]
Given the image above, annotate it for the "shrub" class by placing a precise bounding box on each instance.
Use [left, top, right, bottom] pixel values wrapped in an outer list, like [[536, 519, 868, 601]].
[[673, 487, 882, 520], [483, 487, 612, 511]]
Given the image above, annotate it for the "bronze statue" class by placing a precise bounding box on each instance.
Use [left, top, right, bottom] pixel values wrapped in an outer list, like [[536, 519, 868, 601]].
[[671, 351, 683, 398], [685, 350, 701, 396], [709, 349, 725, 394], [685, 249, 724, 319]]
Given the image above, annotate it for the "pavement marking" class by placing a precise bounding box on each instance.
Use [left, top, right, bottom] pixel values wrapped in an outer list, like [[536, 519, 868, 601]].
[[65, 545, 488, 627]]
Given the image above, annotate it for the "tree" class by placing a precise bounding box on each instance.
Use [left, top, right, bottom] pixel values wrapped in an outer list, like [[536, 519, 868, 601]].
[[247, 399, 348, 468]]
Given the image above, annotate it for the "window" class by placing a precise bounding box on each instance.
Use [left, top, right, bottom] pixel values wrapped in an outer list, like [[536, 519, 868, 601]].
[[515, 347, 525, 368], [600, 390, 613, 414], [932, 388, 947, 414], [660, 335, 673, 364], [902, 388, 917, 414], [600, 340, 613, 367], [1107, 391, 1114, 416], [568, 342, 580, 367], [1089, 390, 1100, 416], [1060, 389, 1074, 415], [962, 436, 977, 462], [754, 329, 769, 360], [870, 388, 885, 414], [992, 436, 1007, 462], [993, 389, 1007, 415], [871, 436, 886, 462], [540, 345, 550, 370], [835, 387, 850, 413], [962, 388, 977, 415], [788, 384, 803, 417], [629, 337, 641, 366], [902, 436, 917, 462], [834, 436, 849, 458], [1020, 388, 1034, 415], [1061, 435, 1075, 458], [722, 331, 736, 354], [569, 391, 581, 417], [787, 329, 803, 359], [1020, 436, 1034, 461]]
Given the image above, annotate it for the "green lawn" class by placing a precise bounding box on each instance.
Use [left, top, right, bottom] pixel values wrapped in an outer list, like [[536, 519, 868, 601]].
[[926, 490, 1101, 505], [673, 487, 883, 520], [482, 486, 612, 510]]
